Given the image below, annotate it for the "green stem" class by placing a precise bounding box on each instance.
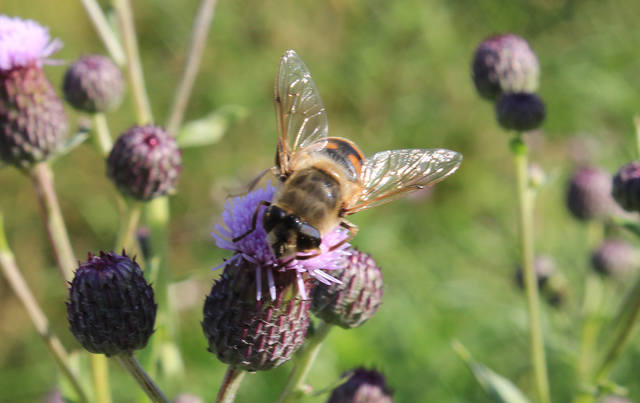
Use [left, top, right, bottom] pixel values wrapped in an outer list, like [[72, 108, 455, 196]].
[[29, 162, 76, 283], [115, 202, 142, 252], [113, 0, 153, 124], [633, 116, 640, 159], [215, 366, 246, 403], [80, 0, 126, 66], [117, 354, 170, 403], [0, 214, 88, 403], [277, 321, 333, 403], [91, 355, 113, 403], [92, 113, 113, 156], [166, 0, 219, 135], [510, 136, 550, 403]]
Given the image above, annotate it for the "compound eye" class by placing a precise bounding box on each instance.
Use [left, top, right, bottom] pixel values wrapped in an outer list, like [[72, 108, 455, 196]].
[[263, 206, 286, 233], [297, 224, 322, 251]]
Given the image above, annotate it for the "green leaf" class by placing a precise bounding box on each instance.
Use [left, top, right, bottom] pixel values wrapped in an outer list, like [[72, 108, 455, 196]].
[[50, 127, 91, 164], [452, 340, 530, 403], [177, 105, 248, 148]]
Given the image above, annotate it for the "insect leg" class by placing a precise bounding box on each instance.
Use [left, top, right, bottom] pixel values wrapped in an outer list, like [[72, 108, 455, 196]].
[[226, 168, 275, 198], [232, 200, 271, 242], [329, 220, 359, 251]]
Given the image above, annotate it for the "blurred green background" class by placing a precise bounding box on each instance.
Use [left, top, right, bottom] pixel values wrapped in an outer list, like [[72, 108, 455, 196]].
[[3, 0, 640, 401]]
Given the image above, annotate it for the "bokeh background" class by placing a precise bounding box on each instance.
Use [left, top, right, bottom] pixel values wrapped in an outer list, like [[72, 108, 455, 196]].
[[2, 0, 640, 401]]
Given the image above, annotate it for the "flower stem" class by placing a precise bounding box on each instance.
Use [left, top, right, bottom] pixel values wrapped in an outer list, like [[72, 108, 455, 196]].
[[80, 0, 126, 66], [92, 113, 113, 156], [117, 354, 170, 403], [91, 355, 113, 403], [115, 202, 142, 252], [215, 366, 246, 403], [510, 136, 550, 403], [0, 213, 88, 403], [113, 0, 153, 125], [633, 115, 640, 159], [277, 321, 333, 403], [29, 162, 76, 283], [166, 0, 219, 135]]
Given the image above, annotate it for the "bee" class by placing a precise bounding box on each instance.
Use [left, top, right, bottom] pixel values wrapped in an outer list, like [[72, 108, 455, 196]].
[[234, 50, 462, 259]]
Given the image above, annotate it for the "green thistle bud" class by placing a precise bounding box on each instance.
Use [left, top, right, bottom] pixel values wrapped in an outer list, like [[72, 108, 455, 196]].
[[202, 260, 310, 371], [328, 368, 394, 403], [66, 251, 156, 356], [496, 92, 545, 132], [63, 55, 124, 113], [310, 249, 384, 329], [107, 125, 182, 201]]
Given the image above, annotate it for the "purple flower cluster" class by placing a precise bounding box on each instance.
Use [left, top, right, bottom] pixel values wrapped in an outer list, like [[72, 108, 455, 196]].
[[0, 15, 61, 71], [213, 183, 351, 300]]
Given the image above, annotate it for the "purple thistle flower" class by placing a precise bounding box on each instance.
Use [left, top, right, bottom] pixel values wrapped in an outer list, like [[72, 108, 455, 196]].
[[213, 183, 351, 301], [0, 15, 62, 71]]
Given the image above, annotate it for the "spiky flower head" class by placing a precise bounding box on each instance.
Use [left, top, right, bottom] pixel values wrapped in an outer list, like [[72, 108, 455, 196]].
[[613, 161, 640, 213], [0, 15, 67, 168], [63, 55, 124, 113], [495, 92, 545, 132], [66, 251, 156, 356], [202, 260, 310, 371], [472, 34, 539, 101], [311, 248, 383, 329], [107, 125, 182, 201], [567, 166, 616, 221], [591, 240, 638, 278], [328, 368, 394, 403], [212, 183, 351, 301]]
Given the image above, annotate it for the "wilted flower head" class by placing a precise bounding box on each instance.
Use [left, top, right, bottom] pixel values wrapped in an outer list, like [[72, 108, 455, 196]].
[[567, 166, 616, 221], [591, 239, 638, 278], [0, 15, 67, 168], [213, 183, 351, 300], [472, 33, 539, 101], [66, 251, 156, 356], [328, 368, 393, 403], [613, 161, 640, 213], [496, 92, 545, 132], [311, 248, 384, 329], [63, 54, 124, 113], [107, 125, 182, 201]]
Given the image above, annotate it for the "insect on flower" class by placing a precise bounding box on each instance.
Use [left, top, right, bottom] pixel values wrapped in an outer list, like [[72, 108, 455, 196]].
[[234, 50, 463, 260]]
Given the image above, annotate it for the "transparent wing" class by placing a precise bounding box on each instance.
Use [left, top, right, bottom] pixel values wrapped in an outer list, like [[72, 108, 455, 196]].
[[274, 50, 329, 175], [344, 148, 462, 215]]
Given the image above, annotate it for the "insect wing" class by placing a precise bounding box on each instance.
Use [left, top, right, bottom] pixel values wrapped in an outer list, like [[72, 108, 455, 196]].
[[274, 50, 328, 175], [344, 148, 462, 214]]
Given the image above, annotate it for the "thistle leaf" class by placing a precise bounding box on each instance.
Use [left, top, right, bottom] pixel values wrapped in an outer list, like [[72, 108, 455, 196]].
[[177, 105, 248, 148]]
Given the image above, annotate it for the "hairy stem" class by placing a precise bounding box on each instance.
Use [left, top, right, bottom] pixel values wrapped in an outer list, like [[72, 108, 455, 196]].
[[510, 136, 550, 403], [278, 321, 333, 403], [115, 202, 142, 252], [91, 355, 112, 403], [29, 162, 76, 282], [117, 354, 170, 403], [166, 0, 219, 135], [92, 113, 113, 156], [0, 214, 88, 403], [80, 0, 126, 66], [215, 366, 246, 403]]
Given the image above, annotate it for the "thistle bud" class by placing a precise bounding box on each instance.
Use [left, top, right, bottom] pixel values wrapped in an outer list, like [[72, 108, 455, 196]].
[[591, 240, 638, 278], [202, 260, 310, 371], [567, 167, 615, 221], [328, 368, 393, 403], [311, 249, 383, 329], [496, 92, 545, 132], [514, 255, 567, 307], [472, 34, 540, 101], [66, 251, 156, 356], [0, 16, 67, 168], [107, 125, 182, 201], [63, 55, 124, 113], [613, 161, 640, 213]]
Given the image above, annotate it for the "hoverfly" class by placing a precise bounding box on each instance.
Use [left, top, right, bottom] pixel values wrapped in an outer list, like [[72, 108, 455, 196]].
[[234, 50, 462, 260]]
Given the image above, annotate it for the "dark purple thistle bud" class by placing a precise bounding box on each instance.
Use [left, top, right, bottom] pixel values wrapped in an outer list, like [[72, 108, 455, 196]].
[[66, 251, 157, 356], [495, 92, 545, 132], [107, 125, 182, 201], [567, 166, 616, 220], [613, 161, 640, 213], [591, 240, 638, 278], [328, 368, 394, 403], [310, 249, 384, 329], [472, 34, 540, 101], [202, 260, 311, 371], [0, 16, 67, 168], [63, 55, 124, 113]]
